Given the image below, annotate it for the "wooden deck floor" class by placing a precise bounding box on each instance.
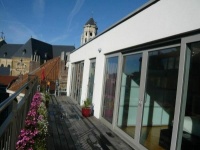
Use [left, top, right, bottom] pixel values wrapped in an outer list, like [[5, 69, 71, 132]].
[[47, 95, 134, 150]]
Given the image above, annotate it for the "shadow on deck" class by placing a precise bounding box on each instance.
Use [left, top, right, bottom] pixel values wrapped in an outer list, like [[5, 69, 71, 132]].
[[47, 95, 134, 150]]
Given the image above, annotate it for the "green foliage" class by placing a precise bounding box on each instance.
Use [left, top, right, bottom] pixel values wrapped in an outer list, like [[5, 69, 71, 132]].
[[82, 98, 92, 108], [34, 136, 47, 150], [44, 92, 50, 102], [40, 85, 46, 93], [35, 98, 48, 150]]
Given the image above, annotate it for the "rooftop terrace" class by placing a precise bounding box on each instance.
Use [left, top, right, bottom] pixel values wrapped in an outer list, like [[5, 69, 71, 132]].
[[47, 95, 133, 150]]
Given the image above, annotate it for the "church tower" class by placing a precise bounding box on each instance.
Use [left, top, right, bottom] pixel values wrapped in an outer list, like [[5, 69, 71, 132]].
[[81, 18, 98, 45]]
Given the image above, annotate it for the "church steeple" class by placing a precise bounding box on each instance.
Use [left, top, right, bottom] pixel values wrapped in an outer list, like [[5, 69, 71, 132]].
[[81, 18, 98, 45]]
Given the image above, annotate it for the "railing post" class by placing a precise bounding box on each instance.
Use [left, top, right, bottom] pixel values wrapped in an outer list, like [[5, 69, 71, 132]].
[[10, 99, 18, 150]]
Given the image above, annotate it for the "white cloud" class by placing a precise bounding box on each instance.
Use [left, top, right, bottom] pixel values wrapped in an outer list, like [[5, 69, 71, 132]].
[[66, 0, 85, 33], [32, 0, 45, 20]]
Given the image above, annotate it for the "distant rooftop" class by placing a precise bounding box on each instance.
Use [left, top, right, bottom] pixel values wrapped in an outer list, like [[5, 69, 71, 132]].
[[0, 38, 75, 59], [0, 44, 22, 58]]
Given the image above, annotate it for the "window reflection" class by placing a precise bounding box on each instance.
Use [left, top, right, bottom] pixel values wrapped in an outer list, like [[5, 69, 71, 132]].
[[117, 53, 142, 138], [140, 47, 180, 150], [70, 62, 84, 104], [102, 56, 118, 123], [181, 42, 200, 150], [87, 60, 96, 103]]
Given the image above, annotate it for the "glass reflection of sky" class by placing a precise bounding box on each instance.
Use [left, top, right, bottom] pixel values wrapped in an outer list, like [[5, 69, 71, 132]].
[[124, 54, 142, 75], [107, 57, 118, 74]]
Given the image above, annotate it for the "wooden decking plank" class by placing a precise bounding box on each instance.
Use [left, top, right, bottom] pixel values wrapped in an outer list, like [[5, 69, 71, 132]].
[[47, 96, 133, 150], [47, 120, 55, 150], [66, 96, 133, 150], [47, 96, 62, 150], [51, 121, 62, 149], [60, 119, 77, 150], [54, 99, 70, 150], [47, 96, 55, 150], [62, 111, 84, 148], [54, 116, 68, 149], [58, 97, 93, 150], [53, 96, 77, 150], [68, 103, 107, 149], [59, 97, 101, 150]]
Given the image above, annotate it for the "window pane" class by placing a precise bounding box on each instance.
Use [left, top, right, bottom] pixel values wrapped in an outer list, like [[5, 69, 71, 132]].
[[102, 56, 118, 123], [140, 47, 180, 150], [181, 42, 200, 150], [70, 62, 84, 104], [87, 61, 96, 103], [117, 53, 142, 138]]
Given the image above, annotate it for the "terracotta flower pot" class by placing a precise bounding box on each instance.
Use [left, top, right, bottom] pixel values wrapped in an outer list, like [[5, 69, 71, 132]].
[[82, 107, 91, 117]]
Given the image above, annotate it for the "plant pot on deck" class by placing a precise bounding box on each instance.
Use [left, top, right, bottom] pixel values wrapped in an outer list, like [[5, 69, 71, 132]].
[[82, 107, 92, 117], [81, 98, 93, 117]]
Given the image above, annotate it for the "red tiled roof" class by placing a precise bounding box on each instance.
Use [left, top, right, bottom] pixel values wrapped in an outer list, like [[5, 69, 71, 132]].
[[0, 75, 17, 86]]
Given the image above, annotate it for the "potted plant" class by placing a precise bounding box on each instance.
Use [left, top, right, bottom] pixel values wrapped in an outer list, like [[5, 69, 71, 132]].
[[81, 98, 93, 117]]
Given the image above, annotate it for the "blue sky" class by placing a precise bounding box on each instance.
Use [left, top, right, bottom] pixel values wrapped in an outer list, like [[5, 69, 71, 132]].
[[0, 0, 148, 48]]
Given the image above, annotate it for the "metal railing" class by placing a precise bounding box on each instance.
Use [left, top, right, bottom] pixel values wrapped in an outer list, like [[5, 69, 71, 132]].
[[0, 75, 38, 150]]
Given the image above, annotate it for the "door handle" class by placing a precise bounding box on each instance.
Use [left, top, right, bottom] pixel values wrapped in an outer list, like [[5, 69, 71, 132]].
[[138, 99, 142, 107]]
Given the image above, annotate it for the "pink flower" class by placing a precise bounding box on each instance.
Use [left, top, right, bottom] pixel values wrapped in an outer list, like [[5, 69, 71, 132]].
[[38, 115, 43, 120], [16, 92, 47, 150]]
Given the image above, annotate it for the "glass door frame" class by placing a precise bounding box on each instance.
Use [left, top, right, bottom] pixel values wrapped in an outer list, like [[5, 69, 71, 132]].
[[87, 58, 96, 103], [113, 44, 181, 150], [138, 45, 181, 150], [70, 61, 84, 104], [113, 51, 147, 149], [70, 64, 75, 97], [171, 34, 200, 150], [100, 53, 122, 129], [101, 36, 200, 149]]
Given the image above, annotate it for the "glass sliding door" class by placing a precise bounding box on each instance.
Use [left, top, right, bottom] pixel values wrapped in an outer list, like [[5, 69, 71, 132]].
[[179, 40, 200, 150], [70, 65, 75, 97], [117, 53, 142, 138], [87, 59, 96, 103], [77, 62, 84, 103], [140, 47, 180, 150], [70, 61, 84, 104], [102, 56, 119, 123]]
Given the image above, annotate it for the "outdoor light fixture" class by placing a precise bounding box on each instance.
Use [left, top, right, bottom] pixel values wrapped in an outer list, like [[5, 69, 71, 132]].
[[98, 48, 102, 53]]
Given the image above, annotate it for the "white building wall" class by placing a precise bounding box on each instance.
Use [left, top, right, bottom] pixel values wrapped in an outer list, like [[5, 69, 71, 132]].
[[67, 0, 200, 119]]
